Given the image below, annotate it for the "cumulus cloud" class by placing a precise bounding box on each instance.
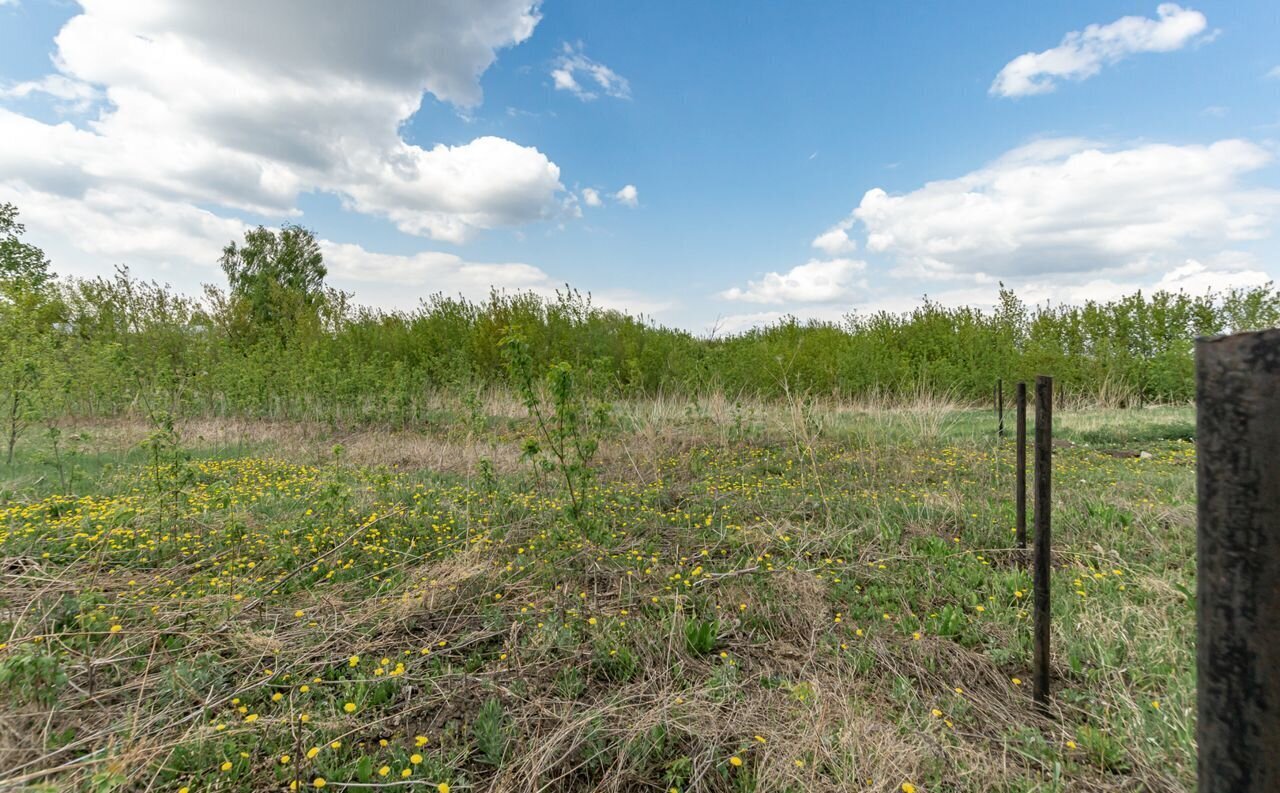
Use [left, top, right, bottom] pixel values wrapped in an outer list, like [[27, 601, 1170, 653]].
[[811, 222, 856, 255], [581, 187, 603, 207], [613, 184, 639, 207], [0, 1, 564, 243], [551, 43, 630, 101], [719, 258, 867, 304], [837, 138, 1277, 279], [991, 4, 1208, 97]]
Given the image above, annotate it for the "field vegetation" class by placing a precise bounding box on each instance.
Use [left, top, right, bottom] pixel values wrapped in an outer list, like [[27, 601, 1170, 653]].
[[1, 205, 1277, 438], [0, 396, 1198, 792], [0, 204, 1250, 791]]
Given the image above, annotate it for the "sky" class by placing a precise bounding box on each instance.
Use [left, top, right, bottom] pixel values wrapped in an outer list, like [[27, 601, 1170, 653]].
[[1, 1, 1278, 333]]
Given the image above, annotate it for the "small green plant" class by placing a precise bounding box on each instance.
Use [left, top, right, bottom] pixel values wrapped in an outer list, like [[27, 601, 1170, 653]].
[[554, 666, 586, 698], [477, 457, 497, 495], [684, 618, 719, 656], [1076, 723, 1131, 772], [501, 332, 612, 520], [591, 642, 639, 682], [0, 646, 67, 706], [473, 696, 509, 766], [138, 408, 194, 516]]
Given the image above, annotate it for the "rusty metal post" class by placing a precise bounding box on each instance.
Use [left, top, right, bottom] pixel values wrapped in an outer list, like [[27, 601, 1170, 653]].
[[997, 378, 1004, 438], [1016, 381, 1027, 550], [1197, 329, 1280, 792], [1033, 375, 1052, 709]]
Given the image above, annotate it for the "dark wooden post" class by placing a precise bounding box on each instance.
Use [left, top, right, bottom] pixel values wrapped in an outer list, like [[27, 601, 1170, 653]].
[[997, 378, 1004, 438], [1016, 381, 1027, 550], [1033, 375, 1052, 709], [1197, 329, 1280, 792]]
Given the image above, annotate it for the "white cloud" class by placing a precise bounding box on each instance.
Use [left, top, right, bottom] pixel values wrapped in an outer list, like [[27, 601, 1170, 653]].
[[1152, 256, 1271, 294], [991, 4, 1208, 97], [0, 1, 564, 244], [613, 184, 639, 207], [711, 310, 788, 335], [1267, 65, 1280, 80], [0, 74, 100, 111], [2, 180, 577, 312], [551, 43, 630, 101], [838, 138, 1277, 279], [322, 241, 554, 293], [0, 182, 249, 278], [581, 187, 603, 207], [337, 136, 563, 244], [719, 258, 867, 304], [811, 222, 856, 255]]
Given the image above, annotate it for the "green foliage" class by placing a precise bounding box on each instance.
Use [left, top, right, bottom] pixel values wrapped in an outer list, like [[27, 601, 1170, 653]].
[[0, 203, 52, 287], [219, 223, 333, 345], [502, 331, 613, 519], [0, 645, 67, 706], [36, 274, 1280, 419], [0, 209, 62, 464], [0, 202, 1277, 429]]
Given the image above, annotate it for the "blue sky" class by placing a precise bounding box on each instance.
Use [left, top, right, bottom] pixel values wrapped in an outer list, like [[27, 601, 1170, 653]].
[[1, 1, 1278, 331]]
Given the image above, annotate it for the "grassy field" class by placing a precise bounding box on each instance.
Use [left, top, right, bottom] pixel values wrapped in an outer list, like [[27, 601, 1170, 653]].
[[0, 398, 1198, 792]]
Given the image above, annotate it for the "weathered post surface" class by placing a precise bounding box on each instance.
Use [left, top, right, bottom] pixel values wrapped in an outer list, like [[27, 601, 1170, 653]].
[[1033, 375, 1052, 709], [997, 378, 1004, 438], [1016, 381, 1027, 550], [1197, 329, 1280, 792]]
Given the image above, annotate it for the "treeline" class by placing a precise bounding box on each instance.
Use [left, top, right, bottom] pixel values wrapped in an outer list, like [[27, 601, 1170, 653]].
[[2, 204, 1278, 436]]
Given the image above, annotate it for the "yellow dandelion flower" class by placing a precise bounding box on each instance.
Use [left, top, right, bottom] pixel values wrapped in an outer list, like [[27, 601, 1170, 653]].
[[343, 702, 356, 713], [729, 756, 743, 767]]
